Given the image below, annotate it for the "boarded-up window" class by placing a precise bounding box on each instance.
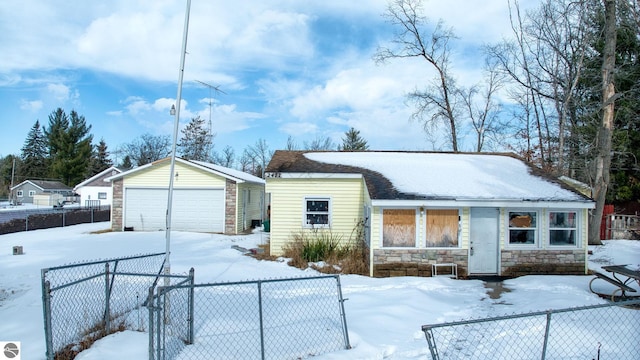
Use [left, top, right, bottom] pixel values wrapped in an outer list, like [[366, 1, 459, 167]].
[[426, 209, 459, 247], [383, 209, 416, 247]]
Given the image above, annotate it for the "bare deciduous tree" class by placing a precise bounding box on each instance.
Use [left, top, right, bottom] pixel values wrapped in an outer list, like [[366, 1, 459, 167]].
[[589, 0, 617, 245], [374, 0, 461, 151], [122, 133, 171, 166], [459, 59, 506, 152], [303, 136, 336, 151], [213, 145, 235, 167], [246, 138, 273, 178]]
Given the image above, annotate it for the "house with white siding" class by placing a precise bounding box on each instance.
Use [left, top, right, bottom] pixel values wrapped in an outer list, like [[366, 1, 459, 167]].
[[74, 166, 122, 207], [265, 151, 595, 278], [106, 157, 265, 235]]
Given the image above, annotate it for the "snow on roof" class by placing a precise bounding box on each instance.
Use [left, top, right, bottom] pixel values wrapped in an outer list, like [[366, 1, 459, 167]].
[[191, 160, 265, 184], [304, 152, 587, 202]]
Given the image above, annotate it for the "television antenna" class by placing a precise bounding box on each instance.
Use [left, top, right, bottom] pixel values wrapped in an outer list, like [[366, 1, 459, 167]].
[[195, 80, 225, 135]]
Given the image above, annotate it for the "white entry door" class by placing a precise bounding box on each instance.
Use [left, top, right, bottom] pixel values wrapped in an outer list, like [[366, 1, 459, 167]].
[[469, 208, 499, 275]]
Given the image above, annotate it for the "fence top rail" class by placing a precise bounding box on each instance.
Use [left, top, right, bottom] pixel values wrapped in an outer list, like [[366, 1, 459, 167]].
[[41, 252, 166, 273], [421, 298, 640, 331], [158, 274, 340, 291]]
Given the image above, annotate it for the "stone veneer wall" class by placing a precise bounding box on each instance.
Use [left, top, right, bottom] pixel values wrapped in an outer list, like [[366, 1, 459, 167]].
[[111, 178, 123, 231], [372, 248, 586, 278], [372, 249, 468, 277], [501, 249, 586, 276], [224, 179, 236, 234]]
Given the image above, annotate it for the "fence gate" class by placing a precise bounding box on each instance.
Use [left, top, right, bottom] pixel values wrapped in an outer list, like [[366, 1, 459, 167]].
[[150, 275, 351, 360]]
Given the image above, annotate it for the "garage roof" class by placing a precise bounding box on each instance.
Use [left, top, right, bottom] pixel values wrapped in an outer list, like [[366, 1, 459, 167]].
[[106, 157, 265, 184]]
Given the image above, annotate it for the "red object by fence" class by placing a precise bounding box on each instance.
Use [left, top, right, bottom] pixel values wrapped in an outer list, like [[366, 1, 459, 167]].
[[600, 204, 615, 240]]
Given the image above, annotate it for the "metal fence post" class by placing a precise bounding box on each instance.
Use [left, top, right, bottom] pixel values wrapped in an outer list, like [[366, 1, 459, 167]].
[[258, 280, 265, 360], [157, 287, 164, 360], [148, 286, 155, 360], [541, 311, 552, 360], [188, 267, 195, 345], [422, 327, 440, 360], [335, 275, 351, 349], [41, 277, 54, 360], [104, 263, 110, 334]]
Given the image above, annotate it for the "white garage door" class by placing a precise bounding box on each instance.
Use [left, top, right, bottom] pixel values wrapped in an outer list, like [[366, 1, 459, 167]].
[[124, 188, 224, 232]]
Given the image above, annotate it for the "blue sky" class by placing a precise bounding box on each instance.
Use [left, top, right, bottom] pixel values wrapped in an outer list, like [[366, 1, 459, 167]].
[[0, 0, 538, 162]]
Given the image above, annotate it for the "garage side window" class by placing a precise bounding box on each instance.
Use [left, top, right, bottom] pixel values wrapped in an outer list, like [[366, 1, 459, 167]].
[[28, 190, 36, 197], [508, 211, 537, 245], [304, 198, 330, 228], [383, 209, 416, 247], [549, 211, 577, 246], [98, 192, 107, 199]]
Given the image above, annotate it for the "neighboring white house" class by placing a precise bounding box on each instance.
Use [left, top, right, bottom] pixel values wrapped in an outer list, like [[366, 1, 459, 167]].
[[74, 166, 122, 207]]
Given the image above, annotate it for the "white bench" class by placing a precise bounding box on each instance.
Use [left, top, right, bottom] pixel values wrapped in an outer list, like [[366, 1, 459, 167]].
[[432, 263, 457, 279]]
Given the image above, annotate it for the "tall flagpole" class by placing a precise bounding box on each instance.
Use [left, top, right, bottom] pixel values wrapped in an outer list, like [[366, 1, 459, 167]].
[[165, 0, 191, 284]]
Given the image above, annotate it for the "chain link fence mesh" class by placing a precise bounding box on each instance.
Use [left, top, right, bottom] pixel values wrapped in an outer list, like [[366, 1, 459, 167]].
[[41, 252, 190, 360], [422, 299, 640, 360], [151, 275, 350, 360]]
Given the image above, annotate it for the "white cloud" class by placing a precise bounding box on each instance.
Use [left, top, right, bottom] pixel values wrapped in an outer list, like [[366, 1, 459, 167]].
[[46, 83, 73, 102], [19, 99, 43, 112]]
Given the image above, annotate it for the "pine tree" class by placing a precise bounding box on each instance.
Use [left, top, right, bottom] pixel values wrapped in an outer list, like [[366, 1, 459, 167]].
[[339, 127, 369, 151], [178, 116, 214, 161], [119, 155, 133, 170], [44, 108, 93, 186], [88, 138, 113, 176], [20, 120, 48, 179]]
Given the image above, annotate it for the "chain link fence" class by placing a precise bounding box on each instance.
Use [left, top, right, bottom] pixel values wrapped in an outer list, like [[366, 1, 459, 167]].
[[422, 299, 640, 360], [149, 274, 351, 360], [41, 252, 193, 360]]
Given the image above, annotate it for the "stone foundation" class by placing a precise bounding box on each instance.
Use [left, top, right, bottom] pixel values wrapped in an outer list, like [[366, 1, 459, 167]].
[[371, 248, 586, 278], [372, 249, 468, 278], [501, 249, 586, 276]]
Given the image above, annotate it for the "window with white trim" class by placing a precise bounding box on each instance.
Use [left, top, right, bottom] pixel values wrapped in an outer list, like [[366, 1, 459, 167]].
[[17, 190, 23, 197], [549, 211, 577, 246], [508, 211, 538, 245], [98, 192, 107, 200], [304, 198, 330, 227], [28, 190, 36, 197]]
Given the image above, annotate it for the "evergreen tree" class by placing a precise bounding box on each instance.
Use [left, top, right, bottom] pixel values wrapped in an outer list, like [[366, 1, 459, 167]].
[[89, 138, 113, 176], [44, 108, 93, 186], [178, 116, 214, 161], [20, 120, 48, 179], [119, 155, 133, 170], [339, 127, 369, 151]]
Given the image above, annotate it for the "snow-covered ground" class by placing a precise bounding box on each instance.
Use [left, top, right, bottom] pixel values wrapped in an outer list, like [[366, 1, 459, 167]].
[[0, 223, 638, 359]]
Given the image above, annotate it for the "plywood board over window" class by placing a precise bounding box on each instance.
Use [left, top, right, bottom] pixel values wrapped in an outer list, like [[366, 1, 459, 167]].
[[383, 209, 416, 247], [426, 209, 459, 247]]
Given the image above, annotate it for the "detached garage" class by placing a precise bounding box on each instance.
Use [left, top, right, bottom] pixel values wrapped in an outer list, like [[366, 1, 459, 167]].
[[107, 157, 265, 234]]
